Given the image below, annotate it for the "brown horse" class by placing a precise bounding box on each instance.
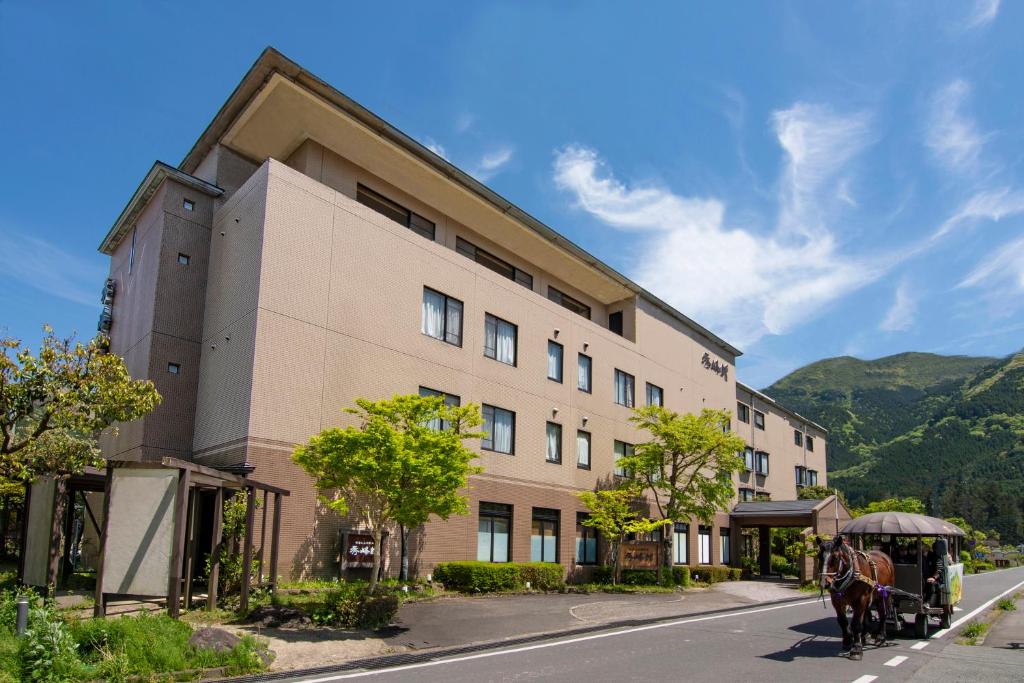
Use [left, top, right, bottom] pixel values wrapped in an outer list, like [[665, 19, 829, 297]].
[[818, 538, 895, 660]]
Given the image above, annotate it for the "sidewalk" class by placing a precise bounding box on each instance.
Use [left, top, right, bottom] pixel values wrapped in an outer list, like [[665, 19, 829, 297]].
[[982, 594, 1024, 650]]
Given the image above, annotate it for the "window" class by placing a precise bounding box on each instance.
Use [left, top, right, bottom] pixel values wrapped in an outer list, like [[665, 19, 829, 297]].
[[421, 287, 463, 346], [795, 466, 807, 487], [482, 404, 515, 454], [808, 469, 818, 486], [645, 383, 664, 407], [720, 528, 731, 564], [419, 387, 461, 430], [673, 523, 689, 565], [698, 526, 712, 564], [167, 362, 181, 375], [614, 369, 635, 407], [739, 488, 755, 502], [742, 447, 754, 472], [546, 422, 562, 463], [576, 514, 598, 565], [183, 198, 195, 211], [577, 354, 592, 393], [755, 451, 770, 476], [547, 286, 591, 319], [547, 341, 563, 382], [576, 430, 591, 469], [357, 184, 435, 240], [477, 503, 511, 562], [484, 313, 517, 366], [806, 436, 815, 452], [128, 226, 137, 274], [737, 402, 750, 424], [608, 310, 624, 336], [753, 410, 765, 430], [177, 253, 190, 265], [614, 440, 633, 477], [794, 430, 803, 447], [531, 508, 559, 562], [456, 237, 533, 289]]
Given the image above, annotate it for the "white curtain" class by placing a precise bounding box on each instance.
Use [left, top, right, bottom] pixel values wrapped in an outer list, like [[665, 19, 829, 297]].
[[492, 518, 509, 562], [422, 289, 445, 339], [699, 530, 711, 564], [493, 408, 513, 452], [496, 319, 515, 364], [615, 371, 634, 406], [548, 342, 561, 380], [445, 299, 462, 344], [577, 432, 590, 467], [547, 423, 560, 461], [674, 528, 688, 564]]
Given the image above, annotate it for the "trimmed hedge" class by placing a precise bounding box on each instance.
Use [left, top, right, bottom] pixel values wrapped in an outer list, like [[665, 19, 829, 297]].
[[690, 566, 742, 583], [587, 566, 690, 587], [433, 562, 565, 592]]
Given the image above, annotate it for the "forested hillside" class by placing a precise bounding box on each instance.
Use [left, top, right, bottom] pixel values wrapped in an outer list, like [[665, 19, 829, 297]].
[[764, 351, 1024, 544]]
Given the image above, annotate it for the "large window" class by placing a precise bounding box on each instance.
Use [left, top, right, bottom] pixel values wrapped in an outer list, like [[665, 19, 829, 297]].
[[614, 440, 633, 477], [755, 451, 769, 476], [546, 422, 562, 464], [418, 387, 460, 430], [576, 514, 598, 565], [547, 341, 563, 382], [547, 286, 591, 319], [720, 528, 731, 564], [614, 369, 635, 407], [577, 353, 592, 393], [456, 237, 532, 289], [698, 526, 712, 565], [477, 502, 511, 562], [795, 465, 807, 487], [576, 430, 591, 470], [739, 488, 755, 502], [646, 383, 663, 407], [608, 311, 624, 336], [753, 410, 765, 430], [484, 313, 517, 366], [808, 469, 818, 486], [673, 523, 689, 565], [742, 447, 754, 472], [531, 508, 559, 562], [737, 402, 750, 424], [794, 430, 803, 447], [482, 404, 515, 454], [357, 184, 435, 240], [422, 287, 463, 346], [807, 436, 815, 452]]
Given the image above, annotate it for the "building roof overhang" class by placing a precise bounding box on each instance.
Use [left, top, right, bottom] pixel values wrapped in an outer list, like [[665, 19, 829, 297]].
[[736, 380, 829, 434]]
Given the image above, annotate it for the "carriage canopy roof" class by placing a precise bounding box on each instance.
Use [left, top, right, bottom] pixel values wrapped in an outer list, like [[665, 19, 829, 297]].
[[841, 512, 965, 537]]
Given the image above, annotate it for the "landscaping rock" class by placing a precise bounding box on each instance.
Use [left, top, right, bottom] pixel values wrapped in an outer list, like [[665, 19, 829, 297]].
[[246, 605, 312, 628], [189, 627, 241, 653]]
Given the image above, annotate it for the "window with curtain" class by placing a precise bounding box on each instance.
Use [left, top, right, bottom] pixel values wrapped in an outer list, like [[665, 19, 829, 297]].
[[576, 430, 591, 470], [754, 410, 765, 430], [720, 528, 731, 564], [546, 422, 562, 463], [357, 183, 435, 240], [737, 402, 750, 423], [577, 353, 592, 393], [743, 447, 754, 471], [477, 502, 511, 562], [482, 404, 515, 454], [698, 526, 711, 564], [756, 451, 769, 475], [808, 470, 818, 486], [673, 523, 689, 565], [547, 341, 563, 382], [614, 369, 635, 407], [418, 386, 461, 430], [739, 488, 755, 502], [421, 287, 463, 346], [576, 514, 598, 565], [531, 508, 559, 562], [646, 383, 663, 407], [614, 440, 633, 477], [484, 313, 517, 366], [794, 430, 803, 447]]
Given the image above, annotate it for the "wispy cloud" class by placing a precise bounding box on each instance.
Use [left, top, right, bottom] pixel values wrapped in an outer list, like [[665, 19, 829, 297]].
[[471, 146, 515, 182], [957, 234, 1024, 292], [926, 80, 987, 175], [879, 280, 917, 332], [553, 103, 885, 348], [963, 0, 1000, 29], [455, 112, 476, 134], [422, 136, 448, 160], [932, 187, 1024, 240], [0, 228, 105, 307]]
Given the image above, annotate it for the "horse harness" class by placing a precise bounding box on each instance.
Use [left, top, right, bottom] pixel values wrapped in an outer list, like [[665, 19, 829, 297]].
[[832, 550, 879, 595]]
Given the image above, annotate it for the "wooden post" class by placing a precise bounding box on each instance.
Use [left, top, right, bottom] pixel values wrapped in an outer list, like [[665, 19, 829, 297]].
[[258, 489, 269, 584], [239, 486, 255, 612], [93, 464, 115, 617], [46, 478, 68, 596], [183, 489, 200, 608], [60, 487, 78, 588], [207, 487, 224, 610], [167, 468, 191, 618], [269, 492, 282, 593]]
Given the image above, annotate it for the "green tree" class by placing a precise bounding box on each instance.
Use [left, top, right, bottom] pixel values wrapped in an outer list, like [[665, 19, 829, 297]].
[[576, 486, 670, 584], [0, 327, 160, 484], [619, 407, 746, 579], [854, 497, 926, 516], [797, 484, 847, 506], [293, 394, 483, 593]]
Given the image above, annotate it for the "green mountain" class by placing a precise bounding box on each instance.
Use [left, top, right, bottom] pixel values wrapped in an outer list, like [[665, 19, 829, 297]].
[[764, 351, 1024, 544]]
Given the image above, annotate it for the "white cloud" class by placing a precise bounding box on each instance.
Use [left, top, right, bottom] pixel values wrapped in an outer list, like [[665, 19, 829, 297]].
[[926, 80, 987, 175], [422, 137, 448, 160], [0, 228, 105, 307], [471, 146, 514, 181], [957, 234, 1024, 292], [553, 102, 885, 349], [963, 0, 1000, 29], [880, 280, 917, 332], [455, 112, 476, 133], [932, 187, 1024, 240]]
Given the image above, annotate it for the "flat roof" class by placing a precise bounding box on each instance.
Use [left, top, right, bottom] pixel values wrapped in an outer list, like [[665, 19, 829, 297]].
[[736, 380, 828, 434], [732, 499, 825, 516]]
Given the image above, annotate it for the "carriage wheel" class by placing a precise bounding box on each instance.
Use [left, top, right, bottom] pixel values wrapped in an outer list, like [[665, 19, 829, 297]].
[[914, 613, 929, 638], [939, 608, 952, 629]]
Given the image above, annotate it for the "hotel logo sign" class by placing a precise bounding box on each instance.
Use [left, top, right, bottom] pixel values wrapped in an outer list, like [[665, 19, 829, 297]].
[[701, 352, 729, 380]]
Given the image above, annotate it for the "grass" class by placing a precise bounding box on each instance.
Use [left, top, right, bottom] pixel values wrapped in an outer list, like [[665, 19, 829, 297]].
[[568, 583, 677, 594], [959, 620, 989, 645], [996, 597, 1017, 611]]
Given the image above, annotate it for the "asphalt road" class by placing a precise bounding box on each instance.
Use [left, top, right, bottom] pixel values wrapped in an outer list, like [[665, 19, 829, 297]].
[[286, 567, 1024, 683]]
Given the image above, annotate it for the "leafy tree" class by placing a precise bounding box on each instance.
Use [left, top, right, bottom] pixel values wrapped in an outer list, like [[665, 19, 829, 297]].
[[576, 486, 670, 584], [206, 491, 262, 607], [854, 497, 926, 516], [293, 394, 483, 593], [0, 328, 160, 484], [797, 484, 847, 506], [619, 407, 745, 579]]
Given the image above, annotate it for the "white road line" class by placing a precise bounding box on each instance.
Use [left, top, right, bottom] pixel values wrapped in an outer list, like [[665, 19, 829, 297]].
[[884, 655, 908, 667], [910, 641, 928, 650], [932, 577, 1024, 639], [850, 676, 877, 683], [294, 599, 820, 681]]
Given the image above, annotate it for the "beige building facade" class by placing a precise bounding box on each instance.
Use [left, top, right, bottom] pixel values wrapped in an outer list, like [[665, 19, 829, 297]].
[[97, 49, 828, 580]]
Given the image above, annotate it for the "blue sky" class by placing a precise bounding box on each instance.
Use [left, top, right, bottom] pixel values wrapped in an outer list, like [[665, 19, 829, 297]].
[[1, 1, 1022, 387]]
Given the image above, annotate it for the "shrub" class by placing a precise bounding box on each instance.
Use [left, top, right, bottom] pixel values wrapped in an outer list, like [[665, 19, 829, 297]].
[[350, 595, 399, 630], [996, 598, 1016, 611], [590, 566, 614, 584], [620, 570, 659, 586], [517, 563, 566, 591], [960, 620, 989, 644], [771, 554, 799, 577], [433, 562, 564, 592], [21, 607, 82, 682], [974, 561, 995, 573], [690, 566, 740, 584], [672, 566, 690, 587]]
